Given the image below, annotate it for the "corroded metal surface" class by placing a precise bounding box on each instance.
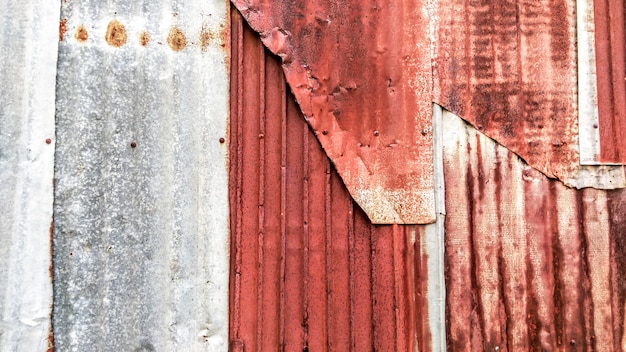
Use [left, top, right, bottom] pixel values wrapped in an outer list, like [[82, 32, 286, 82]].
[[593, 0, 626, 163], [231, 0, 435, 224], [0, 0, 59, 350], [228, 15, 445, 350], [53, 0, 230, 350], [443, 110, 626, 350], [433, 0, 626, 188]]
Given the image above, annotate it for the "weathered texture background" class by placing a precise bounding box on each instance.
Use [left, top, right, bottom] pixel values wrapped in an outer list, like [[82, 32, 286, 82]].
[[52, 0, 230, 350], [0, 0, 59, 350], [443, 110, 626, 351], [228, 14, 447, 351], [231, 0, 436, 224]]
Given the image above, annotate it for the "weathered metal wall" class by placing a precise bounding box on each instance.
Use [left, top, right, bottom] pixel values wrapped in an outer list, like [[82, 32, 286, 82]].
[[231, 0, 435, 224], [52, 0, 230, 350], [0, 0, 59, 350], [443, 110, 626, 351], [228, 13, 447, 351]]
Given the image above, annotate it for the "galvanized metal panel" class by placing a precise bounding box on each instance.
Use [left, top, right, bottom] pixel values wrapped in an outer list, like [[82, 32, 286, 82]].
[[0, 0, 59, 350], [442, 109, 626, 350], [52, 1, 230, 350], [231, 0, 435, 224], [228, 14, 446, 350], [433, 0, 626, 188]]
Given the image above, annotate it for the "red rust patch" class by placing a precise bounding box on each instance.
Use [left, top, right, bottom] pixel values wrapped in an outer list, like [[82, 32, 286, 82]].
[[199, 26, 213, 51], [105, 20, 127, 47], [139, 31, 150, 46], [167, 26, 187, 51], [74, 25, 88, 43], [59, 19, 67, 41]]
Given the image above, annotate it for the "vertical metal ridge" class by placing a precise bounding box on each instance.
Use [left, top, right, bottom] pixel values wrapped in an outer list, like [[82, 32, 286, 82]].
[[302, 121, 310, 349], [324, 159, 333, 350], [255, 40, 266, 352], [369, 224, 378, 352], [348, 198, 356, 351], [279, 66, 288, 352]]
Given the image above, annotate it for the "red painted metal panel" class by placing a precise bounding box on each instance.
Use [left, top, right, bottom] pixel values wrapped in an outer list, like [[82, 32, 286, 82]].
[[443, 112, 626, 351], [594, 0, 626, 163], [228, 11, 427, 350], [230, 0, 435, 224], [434, 0, 585, 182]]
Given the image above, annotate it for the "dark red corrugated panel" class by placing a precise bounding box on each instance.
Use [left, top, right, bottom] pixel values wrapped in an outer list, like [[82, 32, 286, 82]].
[[434, 0, 582, 182], [228, 11, 429, 350], [594, 0, 626, 163], [442, 112, 626, 351], [230, 0, 434, 224]]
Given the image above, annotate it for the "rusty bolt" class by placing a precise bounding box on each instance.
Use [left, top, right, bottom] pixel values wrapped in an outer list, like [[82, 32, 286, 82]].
[[258, 133, 264, 139], [373, 130, 379, 136], [570, 340, 576, 346], [219, 137, 225, 144], [593, 123, 598, 129], [45, 138, 52, 144], [130, 142, 137, 148], [322, 130, 328, 135]]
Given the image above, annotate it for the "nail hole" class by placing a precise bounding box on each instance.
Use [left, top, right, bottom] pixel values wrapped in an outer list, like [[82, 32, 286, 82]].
[[130, 142, 137, 148]]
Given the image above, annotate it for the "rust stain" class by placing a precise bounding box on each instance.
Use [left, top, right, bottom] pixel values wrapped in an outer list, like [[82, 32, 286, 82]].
[[167, 26, 187, 51], [199, 26, 213, 51], [74, 25, 88, 43], [105, 20, 127, 47], [59, 19, 67, 41], [139, 31, 150, 46]]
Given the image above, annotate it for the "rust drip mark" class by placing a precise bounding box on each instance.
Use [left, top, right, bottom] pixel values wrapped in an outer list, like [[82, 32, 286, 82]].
[[167, 26, 187, 52], [105, 20, 127, 47], [59, 19, 67, 41], [139, 31, 150, 46], [75, 25, 88, 43], [199, 26, 213, 51]]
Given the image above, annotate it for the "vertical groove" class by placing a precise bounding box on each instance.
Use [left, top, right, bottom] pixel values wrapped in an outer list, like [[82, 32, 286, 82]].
[[256, 43, 266, 352], [348, 199, 356, 351], [370, 225, 378, 351], [392, 225, 400, 352], [325, 159, 333, 350], [302, 121, 310, 350], [232, 11, 245, 342], [279, 75, 287, 351]]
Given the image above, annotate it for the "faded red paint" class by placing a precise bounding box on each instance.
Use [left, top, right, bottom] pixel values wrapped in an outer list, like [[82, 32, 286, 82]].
[[231, 0, 435, 224], [434, 0, 584, 182], [594, 0, 626, 163], [443, 114, 626, 351], [228, 11, 423, 350]]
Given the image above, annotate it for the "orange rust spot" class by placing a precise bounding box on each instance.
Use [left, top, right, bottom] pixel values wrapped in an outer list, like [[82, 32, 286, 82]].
[[167, 26, 187, 52], [139, 31, 150, 46], [75, 25, 88, 43], [59, 19, 67, 41], [199, 27, 214, 51], [105, 20, 127, 47]]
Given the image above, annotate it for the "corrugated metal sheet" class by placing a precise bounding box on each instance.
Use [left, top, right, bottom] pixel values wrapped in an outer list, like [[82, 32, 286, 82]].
[[228, 13, 447, 350], [231, 0, 435, 224], [52, 0, 230, 350], [433, 0, 626, 188], [593, 0, 626, 163], [0, 0, 59, 350], [442, 109, 626, 350]]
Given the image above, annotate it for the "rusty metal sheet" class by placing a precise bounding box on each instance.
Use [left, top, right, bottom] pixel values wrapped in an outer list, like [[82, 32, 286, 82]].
[[433, 0, 626, 189], [52, 0, 230, 350], [442, 109, 626, 350], [0, 0, 59, 350], [231, 0, 435, 224], [228, 14, 446, 350], [593, 0, 626, 163]]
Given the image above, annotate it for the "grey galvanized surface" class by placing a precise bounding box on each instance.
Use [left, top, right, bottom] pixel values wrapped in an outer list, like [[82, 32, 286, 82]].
[[0, 0, 59, 350], [53, 0, 230, 351]]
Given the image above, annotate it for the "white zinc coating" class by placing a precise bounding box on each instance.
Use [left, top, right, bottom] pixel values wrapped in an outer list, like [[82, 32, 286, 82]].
[[0, 0, 59, 350], [52, 0, 230, 351]]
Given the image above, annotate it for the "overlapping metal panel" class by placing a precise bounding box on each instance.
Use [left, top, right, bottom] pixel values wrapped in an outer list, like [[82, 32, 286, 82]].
[[228, 14, 447, 350], [433, 0, 626, 188], [443, 110, 626, 350], [0, 1, 59, 350], [52, 0, 230, 350], [231, 0, 435, 224]]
